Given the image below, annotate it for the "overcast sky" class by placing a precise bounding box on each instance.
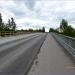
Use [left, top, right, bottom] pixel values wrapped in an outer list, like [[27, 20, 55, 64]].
[[0, 0, 75, 32]]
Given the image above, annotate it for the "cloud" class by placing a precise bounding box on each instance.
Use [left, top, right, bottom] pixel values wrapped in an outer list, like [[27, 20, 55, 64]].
[[0, 0, 75, 32], [14, 0, 36, 10], [24, 0, 36, 10], [16, 17, 47, 25], [16, 17, 48, 30]]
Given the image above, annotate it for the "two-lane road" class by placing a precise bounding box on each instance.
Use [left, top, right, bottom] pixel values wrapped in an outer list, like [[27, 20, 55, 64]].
[[0, 33, 46, 75]]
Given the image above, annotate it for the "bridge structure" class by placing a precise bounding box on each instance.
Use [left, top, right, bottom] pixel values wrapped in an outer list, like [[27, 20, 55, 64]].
[[0, 33, 75, 75]]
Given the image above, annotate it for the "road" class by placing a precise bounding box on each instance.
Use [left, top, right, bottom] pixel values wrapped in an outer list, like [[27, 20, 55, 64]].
[[0, 33, 75, 75], [28, 34, 75, 75], [0, 33, 46, 75]]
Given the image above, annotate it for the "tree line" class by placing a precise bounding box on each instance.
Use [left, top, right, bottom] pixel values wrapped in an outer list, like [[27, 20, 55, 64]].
[[0, 13, 45, 32], [0, 13, 16, 32], [49, 19, 75, 37]]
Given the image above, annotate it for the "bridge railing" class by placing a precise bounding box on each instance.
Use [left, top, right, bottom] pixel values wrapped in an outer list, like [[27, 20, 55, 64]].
[[51, 33, 75, 58], [0, 31, 31, 37]]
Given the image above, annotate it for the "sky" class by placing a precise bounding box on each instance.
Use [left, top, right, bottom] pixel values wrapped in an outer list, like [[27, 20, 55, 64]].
[[0, 0, 75, 32]]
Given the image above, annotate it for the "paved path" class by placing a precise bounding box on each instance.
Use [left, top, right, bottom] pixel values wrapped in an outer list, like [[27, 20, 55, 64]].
[[28, 34, 75, 75]]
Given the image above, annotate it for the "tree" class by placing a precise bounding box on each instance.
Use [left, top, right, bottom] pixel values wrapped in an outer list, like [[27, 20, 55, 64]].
[[5, 19, 11, 31], [60, 19, 68, 32], [0, 13, 17, 32], [0, 13, 3, 31], [63, 26, 75, 37], [38, 29, 42, 32], [29, 28, 33, 32], [49, 28, 58, 33], [8, 19, 11, 28], [42, 27, 45, 32], [10, 18, 16, 31], [49, 28, 54, 32], [5, 18, 16, 31]]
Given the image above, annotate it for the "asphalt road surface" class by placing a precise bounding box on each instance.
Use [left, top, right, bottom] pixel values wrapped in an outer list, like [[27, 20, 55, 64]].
[[28, 34, 75, 75], [0, 33, 75, 75], [0, 33, 46, 75]]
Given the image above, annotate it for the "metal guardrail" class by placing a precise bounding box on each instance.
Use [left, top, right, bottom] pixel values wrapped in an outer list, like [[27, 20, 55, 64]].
[[51, 33, 75, 58], [0, 31, 31, 37]]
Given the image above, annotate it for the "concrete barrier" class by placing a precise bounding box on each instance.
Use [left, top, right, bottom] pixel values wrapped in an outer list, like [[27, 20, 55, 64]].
[[51, 33, 75, 58]]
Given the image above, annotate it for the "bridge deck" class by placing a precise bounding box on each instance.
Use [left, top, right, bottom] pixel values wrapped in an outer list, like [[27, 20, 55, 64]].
[[28, 34, 75, 75]]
